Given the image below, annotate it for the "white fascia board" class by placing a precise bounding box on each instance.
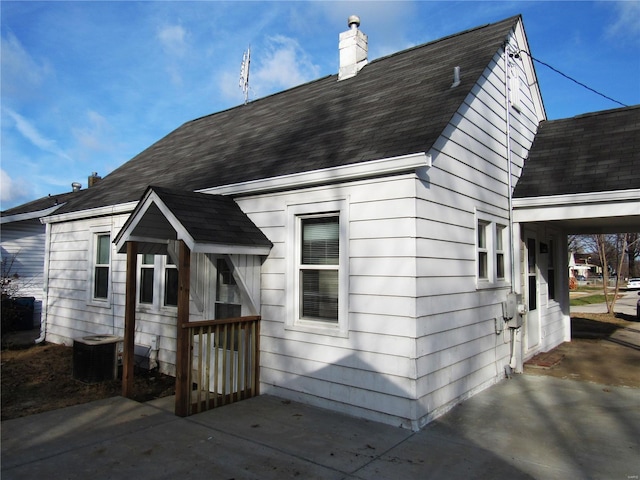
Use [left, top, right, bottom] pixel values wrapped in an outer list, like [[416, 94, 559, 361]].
[[199, 152, 431, 196], [41, 201, 137, 224], [192, 243, 272, 255], [512, 18, 546, 122], [1, 204, 64, 224], [513, 189, 640, 223]]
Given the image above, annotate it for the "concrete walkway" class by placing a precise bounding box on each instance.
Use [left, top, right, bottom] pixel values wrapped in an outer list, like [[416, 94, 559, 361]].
[[2, 375, 639, 479]]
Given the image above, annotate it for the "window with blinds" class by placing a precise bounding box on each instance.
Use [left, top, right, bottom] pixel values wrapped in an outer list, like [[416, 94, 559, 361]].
[[300, 215, 339, 322]]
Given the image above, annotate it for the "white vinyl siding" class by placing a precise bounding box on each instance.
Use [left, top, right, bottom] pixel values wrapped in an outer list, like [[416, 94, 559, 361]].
[[0, 219, 47, 327], [412, 40, 542, 426]]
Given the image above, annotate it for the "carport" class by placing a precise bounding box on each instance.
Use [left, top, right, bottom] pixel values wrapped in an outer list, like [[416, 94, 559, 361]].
[[511, 105, 640, 361]]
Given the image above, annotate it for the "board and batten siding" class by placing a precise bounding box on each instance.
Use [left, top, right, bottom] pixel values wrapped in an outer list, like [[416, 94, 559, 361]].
[[411, 44, 543, 427], [1, 219, 47, 327], [236, 175, 423, 428]]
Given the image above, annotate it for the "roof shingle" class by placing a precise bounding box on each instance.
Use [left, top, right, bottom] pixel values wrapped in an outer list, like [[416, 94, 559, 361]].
[[513, 105, 640, 198], [52, 16, 520, 215]]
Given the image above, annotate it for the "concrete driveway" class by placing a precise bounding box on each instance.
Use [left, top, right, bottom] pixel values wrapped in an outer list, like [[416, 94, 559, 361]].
[[2, 374, 639, 479]]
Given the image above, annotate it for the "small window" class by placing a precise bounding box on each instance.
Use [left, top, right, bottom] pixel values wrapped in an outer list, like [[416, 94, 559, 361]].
[[164, 256, 178, 307], [139, 254, 154, 304], [496, 224, 506, 280], [476, 212, 510, 288], [477, 221, 489, 280], [94, 234, 110, 299], [300, 215, 339, 322]]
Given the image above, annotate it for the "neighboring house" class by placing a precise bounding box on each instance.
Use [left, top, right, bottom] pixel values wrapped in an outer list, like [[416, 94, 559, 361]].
[[26, 15, 558, 429], [1, 191, 81, 330]]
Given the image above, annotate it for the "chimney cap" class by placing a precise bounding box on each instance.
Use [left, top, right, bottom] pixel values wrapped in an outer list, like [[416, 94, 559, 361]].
[[347, 15, 360, 29]]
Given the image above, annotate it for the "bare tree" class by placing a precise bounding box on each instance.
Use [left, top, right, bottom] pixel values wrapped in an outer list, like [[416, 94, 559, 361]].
[[594, 234, 628, 314]]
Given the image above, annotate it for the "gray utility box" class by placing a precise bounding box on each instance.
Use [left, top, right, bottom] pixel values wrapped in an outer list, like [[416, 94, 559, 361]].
[[73, 335, 123, 383]]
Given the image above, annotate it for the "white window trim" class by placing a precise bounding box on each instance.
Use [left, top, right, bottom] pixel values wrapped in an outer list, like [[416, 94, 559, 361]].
[[286, 199, 349, 337], [475, 210, 511, 289], [87, 226, 112, 308]]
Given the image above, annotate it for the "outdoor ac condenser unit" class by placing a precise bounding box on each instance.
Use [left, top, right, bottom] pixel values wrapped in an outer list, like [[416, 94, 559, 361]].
[[72, 335, 123, 383]]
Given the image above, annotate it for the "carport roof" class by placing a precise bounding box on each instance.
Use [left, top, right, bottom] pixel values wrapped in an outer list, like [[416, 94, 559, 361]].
[[513, 105, 640, 233], [514, 105, 640, 198], [114, 186, 273, 255]]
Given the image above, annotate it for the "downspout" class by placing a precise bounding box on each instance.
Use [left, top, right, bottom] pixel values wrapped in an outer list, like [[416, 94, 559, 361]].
[[35, 221, 52, 344], [504, 42, 516, 293], [504, 41, 520, 371]]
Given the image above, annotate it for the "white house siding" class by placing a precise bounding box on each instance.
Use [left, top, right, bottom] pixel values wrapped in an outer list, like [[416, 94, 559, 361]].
[[236, 175, 423, 428], [412, 45, 544, 427], [1, 219, 46, 327], [45, 214, 128, 345]]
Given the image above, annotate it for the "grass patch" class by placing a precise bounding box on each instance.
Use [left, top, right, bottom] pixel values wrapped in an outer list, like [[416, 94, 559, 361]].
[[570, 294, 609, 306]]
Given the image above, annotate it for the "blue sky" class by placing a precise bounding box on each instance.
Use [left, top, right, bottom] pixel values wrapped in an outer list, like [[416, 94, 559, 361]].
[[1, 1, 639, 210]]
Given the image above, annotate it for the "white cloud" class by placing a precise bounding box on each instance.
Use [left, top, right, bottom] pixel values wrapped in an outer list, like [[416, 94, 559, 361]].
[[72, 110, 113, 152], [0, 32, 51, 99], [3, 108, 72, 162], [606, 1, 640, 42], [252, 35, 320, 95], [157, 24, 188, 56], [0, 168, 30, 206]]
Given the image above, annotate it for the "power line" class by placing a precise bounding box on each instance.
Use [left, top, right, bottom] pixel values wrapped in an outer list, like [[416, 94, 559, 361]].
[[514, 50, 628, 108]]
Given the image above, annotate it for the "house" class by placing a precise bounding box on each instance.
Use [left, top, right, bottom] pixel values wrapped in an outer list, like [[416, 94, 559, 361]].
[[1, 190, 81, 331], [28, 15, 558, 429]]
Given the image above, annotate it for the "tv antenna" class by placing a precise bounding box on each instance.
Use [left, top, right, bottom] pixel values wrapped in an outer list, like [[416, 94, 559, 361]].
[[239, 46, 251, 104]]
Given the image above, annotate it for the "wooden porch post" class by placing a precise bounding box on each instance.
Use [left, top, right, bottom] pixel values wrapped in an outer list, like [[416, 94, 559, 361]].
[[175, 240, 191, 417], [122, 241, 137, 398]]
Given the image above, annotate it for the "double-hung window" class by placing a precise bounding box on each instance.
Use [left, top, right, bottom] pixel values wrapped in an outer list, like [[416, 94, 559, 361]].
[[287, 199, 348, 336], [300, 215, 340, 322], [476, 212, 509, 288], [94, 233, 110, 300]]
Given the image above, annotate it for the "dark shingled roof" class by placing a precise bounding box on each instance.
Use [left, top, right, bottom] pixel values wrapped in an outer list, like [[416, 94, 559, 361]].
[[149, 186, 272, 249], [1, 191, 79, 218], [514, 105, 640, 198], [50, 16, 519, 216]]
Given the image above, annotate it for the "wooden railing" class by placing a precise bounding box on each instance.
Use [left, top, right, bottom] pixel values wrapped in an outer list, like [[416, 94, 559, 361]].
[[179, 316, 260, 415]]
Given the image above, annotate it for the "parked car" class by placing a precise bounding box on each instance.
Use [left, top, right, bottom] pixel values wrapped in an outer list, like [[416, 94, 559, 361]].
[[576, 275, 587, 281], [626, 278, 640, 290]]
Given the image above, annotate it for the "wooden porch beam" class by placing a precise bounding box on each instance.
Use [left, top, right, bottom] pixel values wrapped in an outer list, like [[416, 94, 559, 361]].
[[122, 241, 137, 398], [175, 240, 191, 417]]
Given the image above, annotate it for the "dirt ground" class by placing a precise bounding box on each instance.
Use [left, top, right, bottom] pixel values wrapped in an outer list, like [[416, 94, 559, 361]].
[[1, 312, 638, 422], [524, 312, 640, 388], [1, 341, 175, 421]]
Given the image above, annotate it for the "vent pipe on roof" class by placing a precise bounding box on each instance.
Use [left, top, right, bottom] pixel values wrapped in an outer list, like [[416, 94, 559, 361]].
[[71, 182, 82, 192], [451, 66, 461, 88], [338, 15, 368, 81]]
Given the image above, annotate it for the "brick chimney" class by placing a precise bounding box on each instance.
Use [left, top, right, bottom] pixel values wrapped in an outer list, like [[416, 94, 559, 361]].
[[338, 15, 367, 81], [88, 172, 102, 187]]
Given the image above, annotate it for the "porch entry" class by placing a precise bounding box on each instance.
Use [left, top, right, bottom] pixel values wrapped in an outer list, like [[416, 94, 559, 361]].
[[113, 186, 273, 417]]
